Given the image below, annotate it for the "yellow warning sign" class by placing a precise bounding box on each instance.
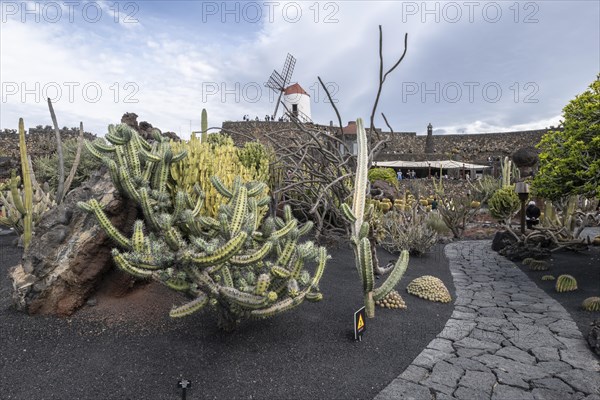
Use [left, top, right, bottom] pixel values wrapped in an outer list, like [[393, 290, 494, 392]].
[[357, 314, 364, 330]]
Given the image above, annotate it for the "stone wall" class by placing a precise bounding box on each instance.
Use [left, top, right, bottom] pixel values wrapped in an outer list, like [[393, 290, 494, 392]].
[[0, 126, 96, 180], [0, 126, 96, 159], [222, 120, 557, 166]]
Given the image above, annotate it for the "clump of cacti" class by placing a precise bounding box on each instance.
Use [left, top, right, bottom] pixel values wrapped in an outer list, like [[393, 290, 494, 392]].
[[541, 275, 555, 281], [0, 119, 36, 249], [582, 297, 600, 311], [381, 202, 438, 255], [489, 186, 520, 223], [375, 290, 406, 310], [0, 170, 55, 237], [407, 275, 452, 303], [80, 123, 328, 331], [341, 118, 409, 318], [555, 274, 578, 293], [522, 258, 549, 271], [170, 132, 270, 217]]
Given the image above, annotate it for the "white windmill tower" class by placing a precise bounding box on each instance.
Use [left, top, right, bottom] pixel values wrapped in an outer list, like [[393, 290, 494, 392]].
[[283, 83, 312, 123]]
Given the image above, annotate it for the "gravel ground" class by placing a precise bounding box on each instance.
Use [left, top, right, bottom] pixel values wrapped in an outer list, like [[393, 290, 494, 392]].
[[0, 234, 455, 400]]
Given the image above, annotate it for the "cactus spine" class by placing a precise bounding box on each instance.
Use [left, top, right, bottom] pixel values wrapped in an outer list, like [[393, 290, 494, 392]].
[[80, 124, 328, 331], [343, 118, 409, 318]]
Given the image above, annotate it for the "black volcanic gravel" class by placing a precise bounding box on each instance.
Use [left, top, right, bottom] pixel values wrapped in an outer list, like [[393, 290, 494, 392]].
[[515, 245, 600, 348], [0, 233, 456, 400]]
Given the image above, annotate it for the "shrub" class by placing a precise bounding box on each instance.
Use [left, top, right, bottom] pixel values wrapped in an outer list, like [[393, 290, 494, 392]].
[[368, 167, 398, 187]]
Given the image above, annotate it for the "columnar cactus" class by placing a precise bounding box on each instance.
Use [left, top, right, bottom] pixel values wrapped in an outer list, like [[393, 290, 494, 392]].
[[341, 118, 409, 318], [80, 124, 328, 330]]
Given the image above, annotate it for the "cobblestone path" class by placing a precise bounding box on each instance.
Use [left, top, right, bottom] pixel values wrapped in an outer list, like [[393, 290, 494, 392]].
[[375, 240, 600, 400]]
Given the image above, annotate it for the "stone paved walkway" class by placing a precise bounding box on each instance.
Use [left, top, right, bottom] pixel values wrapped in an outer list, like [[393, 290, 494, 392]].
[[375, 240, 600, 400]]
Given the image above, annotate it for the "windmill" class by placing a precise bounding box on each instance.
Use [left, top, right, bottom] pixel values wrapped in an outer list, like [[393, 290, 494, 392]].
[[265, 53, 296, 120]]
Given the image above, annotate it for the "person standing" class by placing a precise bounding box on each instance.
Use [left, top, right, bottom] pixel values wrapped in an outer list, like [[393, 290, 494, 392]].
[[397, 170, 403, 181]]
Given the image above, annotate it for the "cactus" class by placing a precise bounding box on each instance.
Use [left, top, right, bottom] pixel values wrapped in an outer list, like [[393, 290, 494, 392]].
[[522, 258, 549, 271], [489, 186, 520, 223], [541, 275, 555, 281], [555, 274, 578, 293], [341, 118, 409, 318], [80, 123, 328, 331], [201, 108, 208, 142], [170, 133, 271, 218], [375, 290, 406, 310], [0, 119, 48, 249], [406, 275, 452, 303], [582, 297, 600, 312]]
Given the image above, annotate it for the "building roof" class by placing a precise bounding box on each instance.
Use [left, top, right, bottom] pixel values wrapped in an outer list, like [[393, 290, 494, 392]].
[[284, 83, 309, 96], [374, 160, 491, 170]]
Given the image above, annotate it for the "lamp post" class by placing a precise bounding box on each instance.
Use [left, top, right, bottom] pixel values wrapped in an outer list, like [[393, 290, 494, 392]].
[[515, 182, 530, 234], [428, 162, 431, 178]]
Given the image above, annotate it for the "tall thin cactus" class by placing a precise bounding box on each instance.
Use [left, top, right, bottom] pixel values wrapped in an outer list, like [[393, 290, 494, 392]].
[[47, 98, 84, 203], [201, 108, 208, 143], [341, 118, 409, 318]]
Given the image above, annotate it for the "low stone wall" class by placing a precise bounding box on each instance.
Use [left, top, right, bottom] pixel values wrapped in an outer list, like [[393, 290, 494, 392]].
[[0, 126, 96, 180], [222, 120, 555, 166]]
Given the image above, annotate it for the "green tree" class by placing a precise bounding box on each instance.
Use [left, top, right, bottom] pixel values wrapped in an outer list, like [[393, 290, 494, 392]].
[[533, 76, 600, 200]]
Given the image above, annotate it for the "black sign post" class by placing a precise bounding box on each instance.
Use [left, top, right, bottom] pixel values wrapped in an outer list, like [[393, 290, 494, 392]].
[[177, 379, 192, 400], [354, 306, 366, 341]]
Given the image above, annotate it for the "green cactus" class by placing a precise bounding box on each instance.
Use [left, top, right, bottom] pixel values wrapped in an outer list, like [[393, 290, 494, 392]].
[[489, 186, 520, 223], [582, 297, 600, 312], [522, 258, 549, 271], [201, 108, 208, 142], [342, 118, 409, 318], [541, 275, 555, 281], [80, 123, 328, 331], [406, 275, 452, 303], [555, 274, 578, 293]]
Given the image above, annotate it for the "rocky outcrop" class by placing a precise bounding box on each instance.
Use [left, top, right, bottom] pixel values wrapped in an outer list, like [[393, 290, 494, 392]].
[[10, 169, 138, 316]]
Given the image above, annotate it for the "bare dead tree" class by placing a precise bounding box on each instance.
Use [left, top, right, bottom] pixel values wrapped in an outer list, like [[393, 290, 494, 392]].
[[221, 26, 409, 244]]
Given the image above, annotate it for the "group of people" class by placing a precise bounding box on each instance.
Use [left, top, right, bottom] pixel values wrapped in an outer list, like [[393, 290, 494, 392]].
[[396, 170, 417, 181], [242, 115, 286, 122]]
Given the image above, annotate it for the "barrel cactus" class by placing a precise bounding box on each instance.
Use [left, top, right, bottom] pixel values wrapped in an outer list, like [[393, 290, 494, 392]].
[[375, 290, 406, 310], [582, 297, 600, 311], [555, 274, 578, 293], [541, 275, 555, 281], [79, 123, 328, 331], [523, 258, 549, 271], [406, 275, 452, 303]]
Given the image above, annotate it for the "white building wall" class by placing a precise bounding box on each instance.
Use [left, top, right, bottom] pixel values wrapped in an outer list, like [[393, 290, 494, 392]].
[[283, 93, 311, 122]]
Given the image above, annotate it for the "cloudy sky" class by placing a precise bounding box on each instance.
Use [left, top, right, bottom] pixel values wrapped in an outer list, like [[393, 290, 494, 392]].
[[1, 1, 598, 138]]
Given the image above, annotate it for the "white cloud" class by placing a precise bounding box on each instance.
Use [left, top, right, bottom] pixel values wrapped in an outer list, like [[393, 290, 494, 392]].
[[0, 1, 597, 139]]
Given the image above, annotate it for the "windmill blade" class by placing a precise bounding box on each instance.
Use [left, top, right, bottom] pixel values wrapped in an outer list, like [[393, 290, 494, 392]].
[[281, 54, 296, 87], [266, 70, 285, 91]]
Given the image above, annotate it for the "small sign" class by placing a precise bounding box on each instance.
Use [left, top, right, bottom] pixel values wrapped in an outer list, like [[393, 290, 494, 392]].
[[354, 306, 366, 341], [178, 379, 192, 400]]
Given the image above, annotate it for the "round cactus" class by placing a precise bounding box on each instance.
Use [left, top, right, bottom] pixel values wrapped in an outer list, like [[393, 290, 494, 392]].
[[555, 274, 578, 293], [375, 290, 407, 310], [582, 297, 600, 311], [407, 275, 452, 303], [541, 275, 555, 281]]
